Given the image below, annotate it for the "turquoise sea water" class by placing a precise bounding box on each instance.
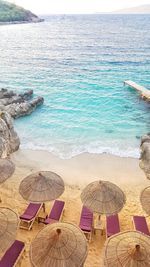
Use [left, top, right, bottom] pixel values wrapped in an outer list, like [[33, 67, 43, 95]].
[[0, 14, 150, 158]]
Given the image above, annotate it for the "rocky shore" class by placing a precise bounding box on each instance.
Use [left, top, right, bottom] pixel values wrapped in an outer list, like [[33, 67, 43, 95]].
[[0, 111, 20, 158], [0, 88, 44, 118], [0, 88, 44, 157], [140, 133, 150, 179]]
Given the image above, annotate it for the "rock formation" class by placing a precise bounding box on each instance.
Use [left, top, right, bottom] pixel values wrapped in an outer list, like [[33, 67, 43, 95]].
[[0, 88, 44, 118], [139, 133, 150, 179], [0, 88, 44, 157], [0, 111, 20, 157]]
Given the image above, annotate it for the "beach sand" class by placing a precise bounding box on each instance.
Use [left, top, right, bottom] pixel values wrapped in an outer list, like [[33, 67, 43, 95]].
[[1, 149, 149, 267]]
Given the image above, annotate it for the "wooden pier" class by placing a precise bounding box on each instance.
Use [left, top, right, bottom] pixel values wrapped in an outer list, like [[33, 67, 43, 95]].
[[124, 80, 150, 101]]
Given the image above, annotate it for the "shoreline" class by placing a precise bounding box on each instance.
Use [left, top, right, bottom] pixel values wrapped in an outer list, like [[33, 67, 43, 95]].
[[11, 148, 144, 186], [0, 19, 44, 26], [19, 143, 140, 160]]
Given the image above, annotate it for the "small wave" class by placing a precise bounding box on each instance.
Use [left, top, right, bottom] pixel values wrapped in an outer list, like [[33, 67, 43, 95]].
[[20, 142, 140, 160]]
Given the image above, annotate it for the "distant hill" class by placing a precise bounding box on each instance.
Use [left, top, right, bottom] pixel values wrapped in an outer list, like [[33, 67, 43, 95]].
[[0, 0, 43, 24], [113, 5, 150, 14]]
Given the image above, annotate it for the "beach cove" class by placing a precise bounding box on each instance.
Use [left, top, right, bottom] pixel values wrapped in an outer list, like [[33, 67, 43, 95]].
[[0, 12, 150, 266], [0, 149, 148, 266], [1, 14, 150, 160]]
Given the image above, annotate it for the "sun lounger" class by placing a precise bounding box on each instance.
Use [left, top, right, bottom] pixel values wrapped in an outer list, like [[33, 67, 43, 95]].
[[133, 215, 150, 235], [79, 206, 93, 241], [106, 214, 120, 238], [19, 202, 44, 230], [0, 240, 25, 267], [44, 200, 65, 225]]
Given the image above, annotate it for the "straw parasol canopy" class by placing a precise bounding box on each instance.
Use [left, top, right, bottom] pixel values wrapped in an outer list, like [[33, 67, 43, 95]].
[[140, 186, 150, 215], [0, 207, 18, 258], [103, 230, 150, 267], [0, 158, 15, 184], [30, 222, 88, 267], [81, 180, 126, 215], [19, 171, 64, 203]]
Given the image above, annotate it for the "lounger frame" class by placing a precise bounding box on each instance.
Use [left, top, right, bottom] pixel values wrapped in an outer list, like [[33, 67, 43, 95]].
[[43, 200, 65, 225], [132, 215, 150, 236], [19, 203, 44, 230], [13, 245, 25, 267], [106, 214, 120, 238], [0, 240, 25, 267], [79, 206, 94, 242], [82, 225, 93, 242]]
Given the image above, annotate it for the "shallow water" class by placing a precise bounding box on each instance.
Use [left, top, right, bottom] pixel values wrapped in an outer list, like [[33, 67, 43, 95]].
[[0, 14, 150, 158]]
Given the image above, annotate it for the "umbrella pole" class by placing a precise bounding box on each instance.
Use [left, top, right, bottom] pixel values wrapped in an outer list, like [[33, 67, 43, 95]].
[[132, 244, 142, 260], [42, 203, 45, 213]]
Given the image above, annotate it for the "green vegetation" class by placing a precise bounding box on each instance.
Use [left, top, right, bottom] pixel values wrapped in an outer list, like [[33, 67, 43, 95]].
[[0, 0, 40, 23]]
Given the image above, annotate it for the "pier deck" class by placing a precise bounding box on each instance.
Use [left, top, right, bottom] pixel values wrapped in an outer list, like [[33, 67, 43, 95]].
[[124, 80, 150, 101]]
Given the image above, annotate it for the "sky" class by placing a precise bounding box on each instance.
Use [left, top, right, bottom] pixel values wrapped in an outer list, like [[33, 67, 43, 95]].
[[8, 0, 150, 14]]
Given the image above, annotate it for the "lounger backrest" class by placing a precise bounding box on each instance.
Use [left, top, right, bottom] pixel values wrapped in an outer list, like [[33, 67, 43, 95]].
[[49, 200, 65, 220], [20, 203, 42, 220], [133, 216, 150, 235], [106, 214, 120, 238], [79, 206, 93, 231], [0, 240, 25, 267], [81, 206, 93, 219]]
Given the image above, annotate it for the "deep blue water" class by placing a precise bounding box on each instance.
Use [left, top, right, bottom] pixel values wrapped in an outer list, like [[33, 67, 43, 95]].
[[0, 14, 150, 158]]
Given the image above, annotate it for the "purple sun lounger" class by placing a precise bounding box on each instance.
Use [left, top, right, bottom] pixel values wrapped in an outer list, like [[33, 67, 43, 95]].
[[44, 200, 65, 225], [106, 214, 120, 238], [133, 215, 150, 236], [0, 240, 25, 267], [79, 206, 93, 241], [19, 202, 44, 230]]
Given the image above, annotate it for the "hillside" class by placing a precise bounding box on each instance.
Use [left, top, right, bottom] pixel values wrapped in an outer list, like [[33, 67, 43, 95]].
[[0, 0, 43, 23], [113, 5, 150, 14]]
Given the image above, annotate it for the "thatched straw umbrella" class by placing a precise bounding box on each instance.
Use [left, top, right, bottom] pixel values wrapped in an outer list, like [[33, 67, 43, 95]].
[[30, 222, 88, 267], [0, 207, 18, 258], [140, 186, 150, 215], [81, 180, 126, 215], [103, 230, 150, 267], [19, 171, 64, 203], [0, 158, 15, 184]]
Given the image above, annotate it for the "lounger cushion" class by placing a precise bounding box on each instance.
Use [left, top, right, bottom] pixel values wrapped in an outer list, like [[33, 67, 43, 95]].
[[20, 203, 42, 221], [0, 240, 25, 267], [44, 200, 65, 225], [133, 215, 149, 235], [79, 206, 93, 232], [106, 214, 120, 238]]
